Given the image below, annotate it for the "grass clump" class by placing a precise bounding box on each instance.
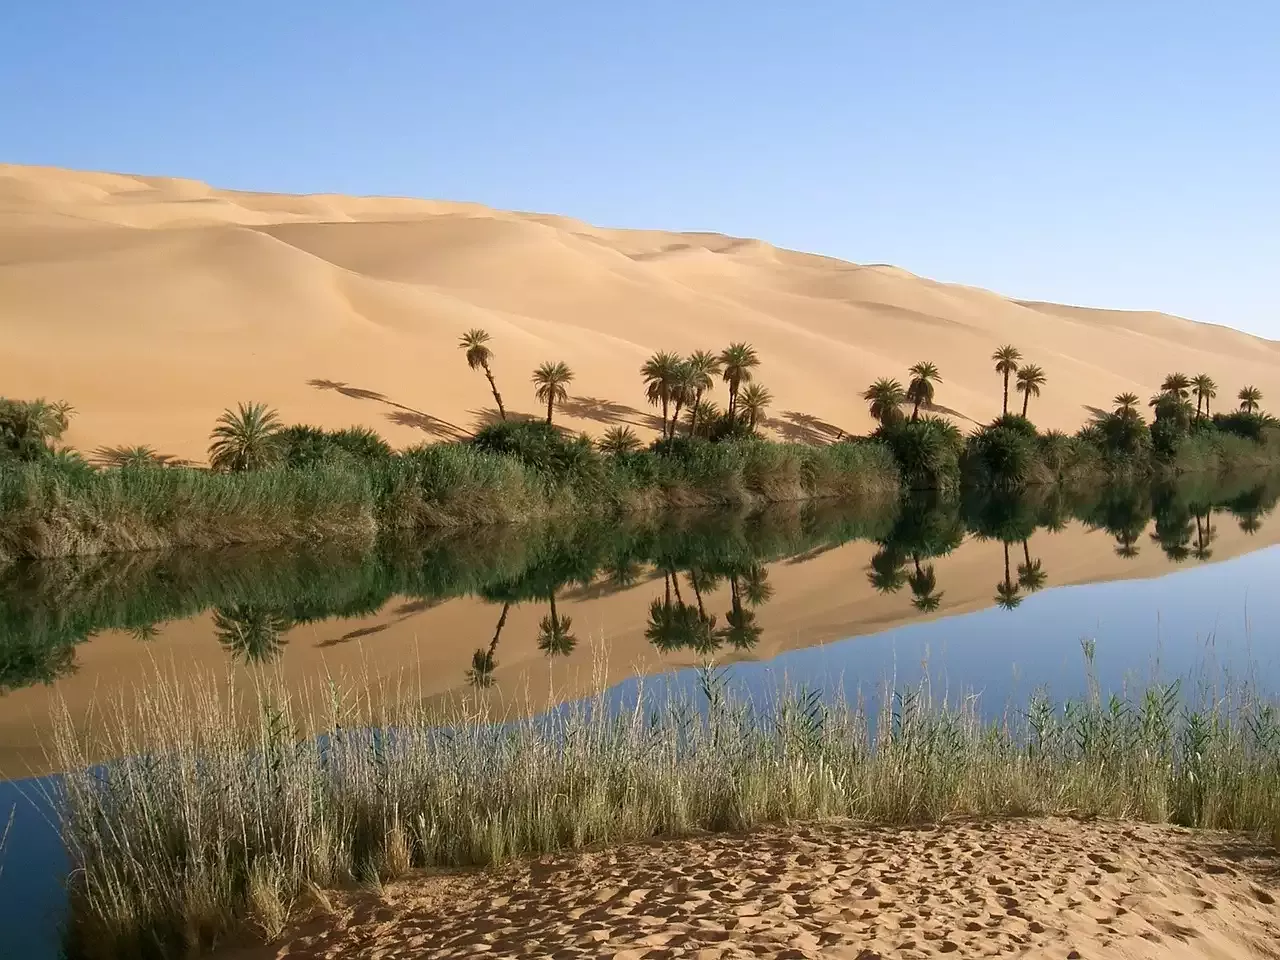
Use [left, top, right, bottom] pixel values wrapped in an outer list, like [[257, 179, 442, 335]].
[[51, 664, 1280, 958]]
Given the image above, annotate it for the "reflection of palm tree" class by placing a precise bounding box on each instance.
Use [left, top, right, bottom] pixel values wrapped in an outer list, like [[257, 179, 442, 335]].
[[213, 604, 291, 664], [993, 543, 1023, 611], [1114, 532, 1141, 559], [645, 572, 685, 653], [536, 593, 577, 658], [741, 564, 773, 607], [1016, 540, 1048, 593], [466, 602, 510, 688], [603, 555, 643, 589], [686, 571, 720, 656], [719, 575, 763, 650], [1192, 513, 1215, 561], [907, 557, 943, 613], [465, 648, 497, 688], [867, 548, 908, 594], [129, 622, 162, 642]]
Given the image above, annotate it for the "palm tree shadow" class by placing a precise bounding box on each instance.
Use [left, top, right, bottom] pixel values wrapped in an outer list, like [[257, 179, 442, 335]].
[[921, 401, 980, 424], [470, 407, 544, 430], [557, 395, 665, 433], [307, 378, 470, 440], [386, 409, 470, 440], [1083, 404, 1109, 420], [766, 411, 847, 445]]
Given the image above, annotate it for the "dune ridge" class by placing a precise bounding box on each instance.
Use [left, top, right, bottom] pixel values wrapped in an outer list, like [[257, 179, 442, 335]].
[[3, 163, 1279, 464]]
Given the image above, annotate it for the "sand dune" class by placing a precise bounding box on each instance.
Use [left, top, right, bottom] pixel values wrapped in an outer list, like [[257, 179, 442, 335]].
[[3, 163, 1279, 463], [217, 818, 1280, 959]]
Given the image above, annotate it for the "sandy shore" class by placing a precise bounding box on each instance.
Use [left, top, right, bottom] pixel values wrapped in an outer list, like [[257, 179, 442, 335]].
[[218, 817, 1280, 959]]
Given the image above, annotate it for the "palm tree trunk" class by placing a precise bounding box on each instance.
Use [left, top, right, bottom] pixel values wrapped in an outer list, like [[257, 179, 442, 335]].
[[728, 379, 738, 419], [1003, 542, 1012, 586], [548, 592, 558, 625], [690, 388, 703, 436], [912, 399, 921, 422], [671, 397, 685, 439], [1021, 391, 1030, 418], [661, 396, 670, 440], [546, 394, 554, 425], [1022, 540, 1031, 568], [483, 363, 506, 421], [671, 571, 686, 607], [1002, 373, 1010, 416]]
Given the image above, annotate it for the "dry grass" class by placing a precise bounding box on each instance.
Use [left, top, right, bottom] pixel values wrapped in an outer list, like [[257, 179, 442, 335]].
[[48, 659, 1280, 959]]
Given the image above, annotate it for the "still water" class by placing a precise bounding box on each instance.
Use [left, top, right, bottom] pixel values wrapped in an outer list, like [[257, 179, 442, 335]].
[[2, 473, 1280, 956]]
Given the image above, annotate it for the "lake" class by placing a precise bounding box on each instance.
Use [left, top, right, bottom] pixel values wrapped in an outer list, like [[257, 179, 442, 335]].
[[3, 472, 1280, 956]]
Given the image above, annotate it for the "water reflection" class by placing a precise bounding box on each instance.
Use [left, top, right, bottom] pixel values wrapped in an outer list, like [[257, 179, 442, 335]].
[[0, 472, 1278, 701]]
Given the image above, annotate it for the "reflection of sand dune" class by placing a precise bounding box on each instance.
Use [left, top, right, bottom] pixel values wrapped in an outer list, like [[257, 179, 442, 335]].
[[3, 517, 1278, 778], [217, 818, 1280, 960], [4, 163, 1280, 462]]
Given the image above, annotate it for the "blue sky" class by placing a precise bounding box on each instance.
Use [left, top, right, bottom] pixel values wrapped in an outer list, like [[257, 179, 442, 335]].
[[4, 2, 1277, 337]]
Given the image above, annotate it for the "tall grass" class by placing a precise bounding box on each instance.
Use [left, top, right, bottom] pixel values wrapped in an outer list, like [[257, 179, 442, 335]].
[[51, 663, 1280, 959], [0, 438, 900, 562]]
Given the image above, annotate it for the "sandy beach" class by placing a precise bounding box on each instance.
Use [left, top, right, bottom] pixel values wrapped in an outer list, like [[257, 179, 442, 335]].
[[3, 164, 1279, 464], [217, 817, 1280, 959]]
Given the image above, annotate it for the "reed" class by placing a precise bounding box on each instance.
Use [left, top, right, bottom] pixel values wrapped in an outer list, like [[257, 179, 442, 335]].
[[50, 661, 1280, 959]]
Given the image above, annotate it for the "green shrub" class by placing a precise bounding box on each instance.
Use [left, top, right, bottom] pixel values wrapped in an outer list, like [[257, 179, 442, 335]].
[[962, 420, 1043, 488], [874, 417, 962, 490]]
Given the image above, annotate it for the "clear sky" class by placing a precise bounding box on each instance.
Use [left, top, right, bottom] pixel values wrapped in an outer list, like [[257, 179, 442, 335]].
[[4, 1, 1277, 337]]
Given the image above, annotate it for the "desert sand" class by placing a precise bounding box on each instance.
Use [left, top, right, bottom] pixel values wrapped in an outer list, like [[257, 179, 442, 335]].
[[3, 163, 1279, 463], [217, 818, 1280, 959], [3, 515, 1275, 779]]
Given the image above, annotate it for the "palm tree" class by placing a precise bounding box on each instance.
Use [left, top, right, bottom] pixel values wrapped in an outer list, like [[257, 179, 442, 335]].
[[1239, 385, 1263, 413], [1161, 373, 1192, 399], [685, 399, 720, 438], [1191, 375, 1217, 420], [459, 328, 506, 421], [536, 593, 577, 658], [1113, 392, 1141, 416], [213, 604, 291, 664], [992, 345, 1022, 416], [532, 361, 574, 425], [1015, 364, 1047, 419], [597, 425, 642, 454], [863, 378, 906, 426], [738, 383, 773, 431], [906, 361, 942, 421], [208, 402, 283, 472], [641, 351, 683, 439], [94, 445, 172, 468], [719, 342, 760, 419], [685, 350, 722, 436], [669, 360, 696, 435]]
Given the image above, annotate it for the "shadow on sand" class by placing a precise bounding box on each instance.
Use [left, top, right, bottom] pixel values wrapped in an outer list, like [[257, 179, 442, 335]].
[[307, 379, 471, 441]]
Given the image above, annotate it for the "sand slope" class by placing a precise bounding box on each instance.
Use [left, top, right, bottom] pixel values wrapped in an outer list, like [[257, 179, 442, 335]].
[[218, 818, 1280, 959], [3, 164, 1279, 463]]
